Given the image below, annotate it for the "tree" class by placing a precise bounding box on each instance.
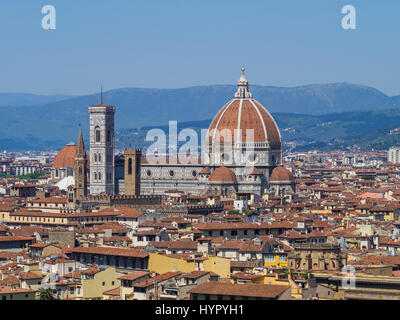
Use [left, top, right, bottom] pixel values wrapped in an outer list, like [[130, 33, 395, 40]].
[[19, 171, 47, 180], [38, 288, 58, 300], [243, 209, 258, 216], [362, 175, 374, 180]]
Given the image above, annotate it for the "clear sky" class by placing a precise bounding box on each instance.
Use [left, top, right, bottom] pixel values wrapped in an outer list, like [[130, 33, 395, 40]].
[[1, 0, 400, 96]]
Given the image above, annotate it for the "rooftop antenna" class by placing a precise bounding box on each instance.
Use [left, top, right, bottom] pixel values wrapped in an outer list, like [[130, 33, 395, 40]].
[[100, 85, 103, 104]]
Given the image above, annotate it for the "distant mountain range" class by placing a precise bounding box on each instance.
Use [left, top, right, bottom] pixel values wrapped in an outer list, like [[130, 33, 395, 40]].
[[0, 93, 73, 107], [117, 109, 400, 153], [1, 82, 400, 151]]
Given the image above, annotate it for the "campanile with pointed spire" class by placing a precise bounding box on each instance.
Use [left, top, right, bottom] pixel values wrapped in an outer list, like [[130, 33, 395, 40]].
[[74, 127, 88, 200]]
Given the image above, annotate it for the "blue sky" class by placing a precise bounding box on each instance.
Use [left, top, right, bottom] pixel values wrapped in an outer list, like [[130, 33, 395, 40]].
[[1, 0, 400, 95]]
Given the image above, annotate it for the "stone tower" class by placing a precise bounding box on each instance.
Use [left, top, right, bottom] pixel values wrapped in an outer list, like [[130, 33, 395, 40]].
[[124, 149, 141, 196], [89, 98, 116, 195], [74, 127, 88, 200]]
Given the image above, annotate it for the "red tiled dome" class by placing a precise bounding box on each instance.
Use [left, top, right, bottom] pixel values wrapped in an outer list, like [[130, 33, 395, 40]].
[[53, 141, 89, 169], [270, 166, 295, 182], [207, 68, 281, 147], [209, 166, 237, 183], [53, 144, 77, 169], [207, 100, 281, 145]]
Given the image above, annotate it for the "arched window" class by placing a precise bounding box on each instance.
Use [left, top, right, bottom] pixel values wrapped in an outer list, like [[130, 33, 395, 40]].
[[128, 158, 132, 175], [98, 153, 101, 163], [79, 167, 82, 177], [94, 172, 97, 181], [95, 126, 101, 143], [94, 153, 97, 163], [98, 172, 102, 181]]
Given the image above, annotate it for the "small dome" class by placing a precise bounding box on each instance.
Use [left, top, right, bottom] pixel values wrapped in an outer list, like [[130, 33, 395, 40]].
[[53, 144, 77, 169], [270, 166, 295, 182], [199, 166, 211, 174], [209, 166, 237, 183]]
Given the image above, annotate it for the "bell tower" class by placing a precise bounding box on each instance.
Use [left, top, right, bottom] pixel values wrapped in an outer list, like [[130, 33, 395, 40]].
[[74, 127, 88, 201], [124, 149, 141, 196], [89, 91, 116, 194]]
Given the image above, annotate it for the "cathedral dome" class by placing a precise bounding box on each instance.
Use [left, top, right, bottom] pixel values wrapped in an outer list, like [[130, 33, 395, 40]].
[[270, 166, 295, 182], [207, 68, 281, 146], [53, 143, 77, 169], [209, 166, 237, 183]]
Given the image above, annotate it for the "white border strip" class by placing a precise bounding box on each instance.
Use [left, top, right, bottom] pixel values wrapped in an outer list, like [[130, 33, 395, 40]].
[[249, 99, 268, 142]]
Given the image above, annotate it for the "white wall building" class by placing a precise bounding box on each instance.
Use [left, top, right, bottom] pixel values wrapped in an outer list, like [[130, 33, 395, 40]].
[[388, 146, 400, 164]]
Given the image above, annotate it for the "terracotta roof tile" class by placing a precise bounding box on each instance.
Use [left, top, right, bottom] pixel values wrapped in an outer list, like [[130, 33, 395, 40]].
[[189, 281, 289, 298]]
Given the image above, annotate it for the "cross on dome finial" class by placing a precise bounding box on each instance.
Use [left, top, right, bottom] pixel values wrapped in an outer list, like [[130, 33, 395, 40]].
[[234, 66, 252, 99]]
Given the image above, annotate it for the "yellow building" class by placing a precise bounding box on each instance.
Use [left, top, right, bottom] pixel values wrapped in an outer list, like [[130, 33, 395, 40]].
[[250, 272, 309, 300], [263, 252, 288, 269], [202, 256, 230, 278], [148, 253, 230, 278], [66, 267, 123, 300], [310, 209, 331, 215], [0, 204, 15, 223], [8, 210, 74, 227], [82, 267, 122, 299]]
